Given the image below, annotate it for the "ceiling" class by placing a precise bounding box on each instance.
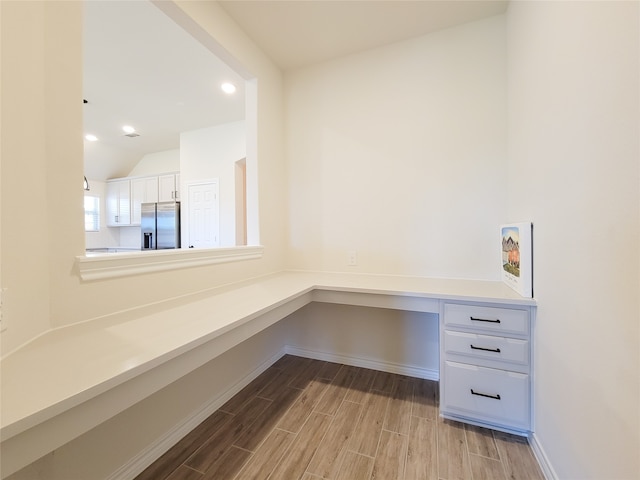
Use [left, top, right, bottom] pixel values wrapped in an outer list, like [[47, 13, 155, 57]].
[[83, 1, 245, 181], [218, 0, 509, 71], [83, 0, 508, 181]]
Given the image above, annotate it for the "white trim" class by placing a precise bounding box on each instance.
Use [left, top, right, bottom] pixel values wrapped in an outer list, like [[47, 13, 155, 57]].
[[106, 348, 286, 480], [529, 432, 558, 480], [76, 245, 264, 281], [105, 345, 438, 480], [284, 345, 439, 381]]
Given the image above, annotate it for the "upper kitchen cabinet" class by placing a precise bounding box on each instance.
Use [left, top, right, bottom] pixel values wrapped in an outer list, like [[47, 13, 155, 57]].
[[106, 179, 131, 226], [159, 173, 180, 202], [131, 176, 159, 225]]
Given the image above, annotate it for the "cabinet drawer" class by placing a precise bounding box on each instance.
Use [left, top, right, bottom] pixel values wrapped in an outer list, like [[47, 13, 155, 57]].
[[444, 330, 529, 367], [442, 361, 529, 429], [444, 303, 529, 336]]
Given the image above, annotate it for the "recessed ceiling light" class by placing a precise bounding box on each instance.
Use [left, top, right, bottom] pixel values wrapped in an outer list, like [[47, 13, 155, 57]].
[[221, 82, 236, 94], [85, 134, 98, 142], [122, 125, 136, 134]]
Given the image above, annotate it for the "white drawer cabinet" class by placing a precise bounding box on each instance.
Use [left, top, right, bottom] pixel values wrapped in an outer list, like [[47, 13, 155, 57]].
[[440, 302, 533, 435], [442, 361, 530, 430], [443, 330, 529, 372], [444, 303, 529, 335]]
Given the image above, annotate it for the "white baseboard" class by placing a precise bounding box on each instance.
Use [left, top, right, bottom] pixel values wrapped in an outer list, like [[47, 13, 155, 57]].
[[284, 345, 439, 381], [106, 348, 286, 480], [529, 432, 558, 480], [107, 346, 437, 480]]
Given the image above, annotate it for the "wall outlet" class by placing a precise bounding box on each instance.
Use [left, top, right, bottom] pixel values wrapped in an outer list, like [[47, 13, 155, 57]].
[[347, 250, 358, 266]]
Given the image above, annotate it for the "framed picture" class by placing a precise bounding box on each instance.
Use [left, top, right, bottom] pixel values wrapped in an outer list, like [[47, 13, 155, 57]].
[[500, 222, 533, 298]]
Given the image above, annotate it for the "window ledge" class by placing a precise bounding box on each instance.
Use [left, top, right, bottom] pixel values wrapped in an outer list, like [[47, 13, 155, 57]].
[[76, 245, 264, 281]]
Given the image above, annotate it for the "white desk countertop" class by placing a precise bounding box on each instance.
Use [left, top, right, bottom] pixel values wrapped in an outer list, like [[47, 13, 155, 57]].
[[0, 271, 535, 446]]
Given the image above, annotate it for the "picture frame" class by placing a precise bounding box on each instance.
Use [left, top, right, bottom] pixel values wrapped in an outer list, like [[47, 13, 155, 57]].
[[500, 222, 533, 298]]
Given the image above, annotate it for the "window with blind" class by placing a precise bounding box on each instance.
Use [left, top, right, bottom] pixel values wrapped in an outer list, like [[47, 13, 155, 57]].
[[84, 195, 100, 232]]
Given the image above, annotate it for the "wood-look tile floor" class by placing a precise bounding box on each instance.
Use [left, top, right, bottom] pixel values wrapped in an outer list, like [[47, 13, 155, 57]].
[[135, 355, 545, 480]]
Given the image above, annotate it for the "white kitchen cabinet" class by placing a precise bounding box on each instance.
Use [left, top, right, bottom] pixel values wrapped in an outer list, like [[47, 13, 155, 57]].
[[440, 302, 533, 435], [106, 179, 131, 226], [158, 173, 180, 202], [131, 176, 159, 225]]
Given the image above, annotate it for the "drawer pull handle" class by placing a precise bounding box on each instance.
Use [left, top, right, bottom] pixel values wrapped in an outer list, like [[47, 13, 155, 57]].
[[470, 389, 501, 400], [470, 316, 501, 324], [470, 344, 501, 353]]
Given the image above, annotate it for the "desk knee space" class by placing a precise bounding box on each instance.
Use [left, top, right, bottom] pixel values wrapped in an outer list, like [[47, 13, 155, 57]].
[[0, 271, 535, 477]]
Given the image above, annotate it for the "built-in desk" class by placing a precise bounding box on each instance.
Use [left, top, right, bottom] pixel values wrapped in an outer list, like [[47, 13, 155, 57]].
[[0, 271, 536, 477]]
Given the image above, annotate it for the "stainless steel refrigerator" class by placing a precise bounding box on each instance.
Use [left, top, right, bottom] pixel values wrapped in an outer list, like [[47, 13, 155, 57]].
[[141, 202, 181, 250]]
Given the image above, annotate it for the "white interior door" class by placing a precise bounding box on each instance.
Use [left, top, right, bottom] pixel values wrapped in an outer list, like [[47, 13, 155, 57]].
[[188, 181, 219, 248]]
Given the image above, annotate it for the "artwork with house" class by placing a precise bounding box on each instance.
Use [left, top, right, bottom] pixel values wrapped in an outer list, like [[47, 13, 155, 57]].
[[501, 222, 533, 298]]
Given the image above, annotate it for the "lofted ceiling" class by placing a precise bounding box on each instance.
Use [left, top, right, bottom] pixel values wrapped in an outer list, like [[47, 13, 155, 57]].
[[83, 0, 508, 181], [83, 1, 245, 181], [218, 0, 509, 70]]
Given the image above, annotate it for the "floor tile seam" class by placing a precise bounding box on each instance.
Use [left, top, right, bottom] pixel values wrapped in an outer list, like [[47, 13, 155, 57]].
[[492, 434, 542, 479], [496, 448, 512, 480], [235, 401, 296, 453], [234, 399, 276, 438], [284, 358, 319, 388], [369, 385, 394, 396], [461, 423, 478, 480], [184, 399, 273, 473], [467, 449, 502, 462], [265, 383, 316, 435], [298, 409, 335, 480], [464, 427, 500, 462], [305, 397, 366, 478], [180, 412, 240, 470], [340, 395, 370, 457], [312, 384, 359, 417], [409, 386, 438, 419], [153, 462, 185, 480], [468, 451, 510, 480], [381, 386, 413, 436], [380, 427, 409, 438], [343, 448, 375, 460], [232, 426, 297, 480], [256, 385, 304, 403], [311, 360, 345, 383], [229, 443, 256, 455], [183, 463, 206, 475], [248, 366, 285, 398], [434, 413, 441, 480], [409, 413, 438, 423], [261, 421, 306, 480], [301, 400, 355, 478]]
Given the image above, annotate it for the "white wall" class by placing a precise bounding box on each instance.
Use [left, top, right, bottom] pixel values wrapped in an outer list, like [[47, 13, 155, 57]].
[[285, 15, 507, 279], [0, 0, 286, 353], [1, 0, 285, 475], [127, 149, 180, 177], [84, 180, 120, 249], [6, 320, 290, 480], [180, 121, 246, 247], [0, 0, 83, 351], [507, 2, 640, 478], [281, 303, 439, 378]]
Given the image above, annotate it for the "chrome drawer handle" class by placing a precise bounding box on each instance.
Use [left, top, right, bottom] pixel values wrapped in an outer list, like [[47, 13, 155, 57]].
[[470, 344, 501, 353], [470, 389, 501, 400], [470, 316, 501, 324]]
